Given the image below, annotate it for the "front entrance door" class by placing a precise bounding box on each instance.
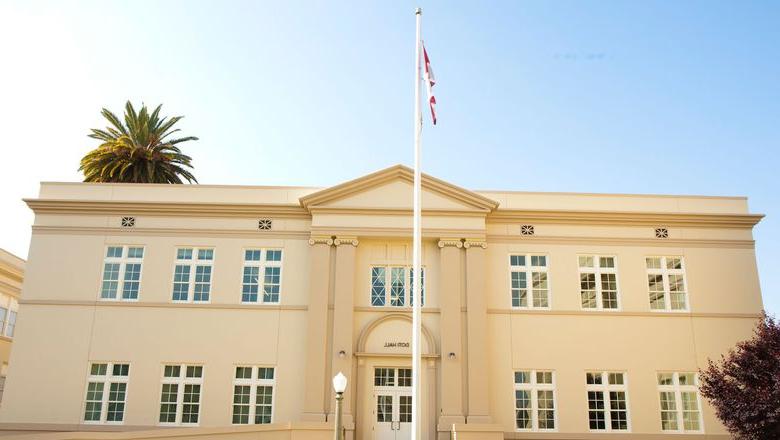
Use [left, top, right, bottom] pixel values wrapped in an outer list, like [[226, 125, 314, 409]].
[[373, 367, 412, 440]]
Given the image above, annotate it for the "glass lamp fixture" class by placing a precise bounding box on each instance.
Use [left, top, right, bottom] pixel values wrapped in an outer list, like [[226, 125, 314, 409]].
[[332, 371, 347, 394]]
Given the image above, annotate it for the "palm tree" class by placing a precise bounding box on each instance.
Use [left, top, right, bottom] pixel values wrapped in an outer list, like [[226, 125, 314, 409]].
[[79, 101, 198, 183]]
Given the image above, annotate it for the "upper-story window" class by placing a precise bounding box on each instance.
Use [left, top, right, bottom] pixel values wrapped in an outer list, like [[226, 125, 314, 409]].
[[586, 371, 630, 431], [100, 246, 144, 301], [242, 249, 283, 304], [646, 257, 689, 311], [578, 256, 620, 310], [83, 362, 130, 424], [514, 370, 556, 431], [509, 255, 550, 308], [172, 248, 214, 303], [4, 310, 16, 338], [658, 372, 703, 432], [370, 266, 425, 307]]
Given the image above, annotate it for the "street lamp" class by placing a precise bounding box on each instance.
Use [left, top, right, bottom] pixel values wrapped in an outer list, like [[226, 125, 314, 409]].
[[332, 372, 347, 440]]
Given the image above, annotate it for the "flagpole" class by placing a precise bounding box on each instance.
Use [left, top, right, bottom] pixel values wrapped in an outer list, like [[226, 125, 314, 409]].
[[412, 6, 423, 440]]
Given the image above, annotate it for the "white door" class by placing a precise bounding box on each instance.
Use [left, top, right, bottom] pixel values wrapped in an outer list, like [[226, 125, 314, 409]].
[[373, 367, 413, 440]]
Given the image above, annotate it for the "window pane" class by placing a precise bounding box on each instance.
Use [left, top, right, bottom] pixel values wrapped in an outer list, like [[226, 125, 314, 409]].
[[245, 250, 261, 261], [530, 255, 546, 267], [112, 364, 129, 377], [586, 372, 602, 385], [679, 373, 695, 386], [106, 382, 127, 422], [177, 248, 193, 260], [608, 373, 624, 385], [579, 256, 594, 268], [374, 368, 395, 387], [255, 385, 274, 424], [648, 274, 666, 310], [235, 367, 252, 379], [657, 373, 674, 385], [181, 384, 201, 423], [536, 371, 553, 384], [599, 257, 615, 268], [122, 263, 142, 299], [532, 272, 549, 308], [232, 385, 251, 424], [186, 366, 203, 378], [511, 271, 527, 308], [197, 249, 213, 260], [266, 250, 282, 262], [159, 383, 178, 423], [258, 367, 274, 380], [587, 391, 606, 430], [646, 257, 661, 269], [263, 267, 281, 303], [172, 265, 191, 301], [101, 263, 120, 299], [91, 363, 108, 376], [84, 382, 104, 421], [510, 255, 526, 267], [164, 365, 181, 378], [398, 368, 412, 387], [398, 395, 412, 423], [514, 390, 531, 429], [107, 246, 123, 258], [127, 247, 144, 258], [193, 265, 212, 302], [371, 267, 386, 306], [601, 273, 618, 309], [609, 391, 628, 430], [514, 371, 530, 384], [242, 266, 260, 302], [390, 267, 405, 307], [667, 257, 683, 270], [537, 390, 555, 429]]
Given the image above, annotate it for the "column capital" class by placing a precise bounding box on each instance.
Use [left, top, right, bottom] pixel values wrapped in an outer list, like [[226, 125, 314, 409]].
[[308, 236, 334, 246], [437, 238, 463, 248], [334, 236, 359, 247], [463, 239, 488, 249]]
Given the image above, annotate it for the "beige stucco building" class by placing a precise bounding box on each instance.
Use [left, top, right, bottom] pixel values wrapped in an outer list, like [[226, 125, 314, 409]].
[[0, 165, 764, 439], [0, 249, 23, 406]]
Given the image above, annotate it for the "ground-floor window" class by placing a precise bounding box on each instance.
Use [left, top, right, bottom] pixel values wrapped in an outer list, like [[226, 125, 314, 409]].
[[513, 370, 556, 431], [83, 362, 130, 424], [657, 372, 703, 432], [159, 364, 203, 425], [232, 366, 275, 424], [585, 371, 630, 431]]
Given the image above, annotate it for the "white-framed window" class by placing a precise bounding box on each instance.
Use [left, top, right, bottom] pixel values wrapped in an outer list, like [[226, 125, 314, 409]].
[[585, 371, 630, 431], [657, 372, 703, 432], [100, 245, 144, 300], [241, 249, 283, 304], [509, 255, 550, 308], [172, 248, 214, 302], [370, 266, 425, 307], [232, 366, 275, 424], [0, 307, 7, 336], [83, 362, 130, 424], [159, 364, 204, 425], [578, 256, 620, 310], [646, 256, 689, 311], [4, 311, 16, 338], [514, 370, 557, 431]]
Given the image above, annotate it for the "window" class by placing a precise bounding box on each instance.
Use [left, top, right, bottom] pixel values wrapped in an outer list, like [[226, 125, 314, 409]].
[[100, 246, 144, 300], [578, 256, 620, 310], [657, 372, 703, 432], [585, 372, 630, 431], [4, 311, 15, 338], [242, 249, 283, 304], [646, 257, 688, 311], [159, 364, 204, 425], [232, 366, 275, 424], [172, 248, 214, 302], [83, 362, 130, 423], [513, 370, 556, 431], [509, 255, 550, 308], [0, 307, 6, 336], [370, 266, 425, 307]]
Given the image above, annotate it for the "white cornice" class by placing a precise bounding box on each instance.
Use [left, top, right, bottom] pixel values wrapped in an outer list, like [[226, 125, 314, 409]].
[[488, 209, 763, 228]]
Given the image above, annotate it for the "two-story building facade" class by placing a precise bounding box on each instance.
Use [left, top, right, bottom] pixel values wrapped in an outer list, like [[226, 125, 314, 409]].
[[0, 165, 764, 439]]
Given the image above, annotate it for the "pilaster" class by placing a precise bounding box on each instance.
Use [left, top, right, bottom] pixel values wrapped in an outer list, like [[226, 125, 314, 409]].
[[330, 236, 359, 426], [463, 239, 491, 423], [436, 238, 465, 430], [302, 236, 333, 421]]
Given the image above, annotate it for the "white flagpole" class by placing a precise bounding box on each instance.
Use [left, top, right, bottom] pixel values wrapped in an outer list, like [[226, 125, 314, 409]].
[[412, 7, 423, 440]]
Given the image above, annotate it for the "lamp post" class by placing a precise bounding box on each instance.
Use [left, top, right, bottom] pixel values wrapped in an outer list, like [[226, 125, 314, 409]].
[[332, 372, 347, 440]]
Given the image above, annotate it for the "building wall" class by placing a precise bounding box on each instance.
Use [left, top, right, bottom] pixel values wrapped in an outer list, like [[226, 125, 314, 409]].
[[0, 168, 764, 439], [0, 249, 24, 405]]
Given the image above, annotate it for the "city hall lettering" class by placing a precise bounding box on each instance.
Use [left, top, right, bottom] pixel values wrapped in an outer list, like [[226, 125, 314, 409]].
[[384, 341, 410, 348]]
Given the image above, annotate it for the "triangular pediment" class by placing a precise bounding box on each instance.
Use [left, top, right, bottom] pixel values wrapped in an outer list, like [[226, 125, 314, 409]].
[[299, 165, 499, 212]]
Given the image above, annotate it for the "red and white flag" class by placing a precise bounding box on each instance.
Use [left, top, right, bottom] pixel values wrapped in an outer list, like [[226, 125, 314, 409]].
[[422, 41, 436, 125]]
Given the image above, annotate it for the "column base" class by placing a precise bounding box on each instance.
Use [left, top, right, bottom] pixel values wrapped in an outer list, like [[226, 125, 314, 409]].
[[466, 414, 492, 424], [451, 423, 503, 440], [437, 414, 465, 430], [301, 412, 327, 422]]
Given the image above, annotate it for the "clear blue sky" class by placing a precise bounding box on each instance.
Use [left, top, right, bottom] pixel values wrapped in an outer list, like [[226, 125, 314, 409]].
[[0, 1, 778, 313]]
